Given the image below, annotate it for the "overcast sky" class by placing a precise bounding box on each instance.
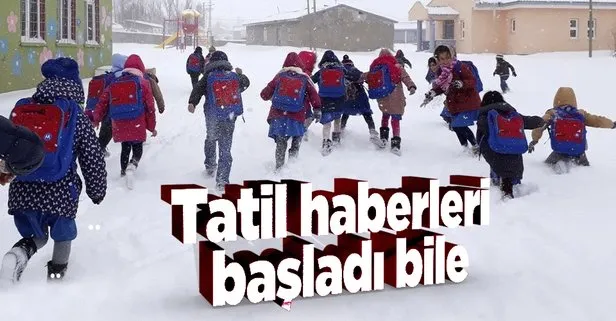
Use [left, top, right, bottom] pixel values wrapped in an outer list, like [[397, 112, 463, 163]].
[[208, 0, 431, 25]]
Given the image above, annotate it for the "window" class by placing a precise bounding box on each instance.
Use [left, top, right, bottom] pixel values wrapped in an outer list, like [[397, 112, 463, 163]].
[[460, 20, 465, 39], [587, 18, 597, 39], [442, 20, 454, 39], [569, 19, 578, 39], [20, 0, 46, 43], [511, 19, 516, 33], [58, 0, 76, 43], [85, 0, 100, 44], [263, 27, 268, 42]]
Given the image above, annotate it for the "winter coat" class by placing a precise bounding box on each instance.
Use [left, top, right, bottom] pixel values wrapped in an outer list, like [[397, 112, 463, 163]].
[[433, 60, 481, 114], [476, 102, 544, 180], [188, 60, 251, 117], [426, 70, 437, 84], [341, 63, 371, 115], [531, 87, 615, 143], [373, 63, 416, 116], [494, 59, 516, 76], [0, 116, 44, 176], [93, 55, 157, 143], [261, 54, 321, 124], [145, 68, 165, 113], [8, 77, 107, 219], [311, 50, 361, 112]]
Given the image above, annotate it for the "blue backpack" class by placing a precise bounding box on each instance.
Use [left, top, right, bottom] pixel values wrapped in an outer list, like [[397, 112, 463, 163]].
[[107, 73, 146, 121], [10, 98, 78, 182], [366, 64, 396, 99], [486, 109, 528, 155], [206, 71, 244, 120], [85, 73, 113, 111], [187, 53, 202, 74], [454, 60, 483, 93], [318, 66, 346, 98], [272, 71, 308, 113], [548, 107, 587, 156]]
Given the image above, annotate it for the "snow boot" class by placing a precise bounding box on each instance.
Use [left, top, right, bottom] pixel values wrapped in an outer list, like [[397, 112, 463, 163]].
[[369, 128, 381, 146], [47, 261, 68, 281], [500, 178, 514, 199], [391, 136, 402, 156], [0, 238, 37, 284], [379, 127, 389, 149], [332, 132, 341, 146], [321, 139, 333, 156]]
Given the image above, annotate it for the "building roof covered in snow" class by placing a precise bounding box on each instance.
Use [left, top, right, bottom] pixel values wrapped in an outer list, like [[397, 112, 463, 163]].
[[244, 4, 397, 27], [395, 21, 418, 30], [474, 0, 616, 8]]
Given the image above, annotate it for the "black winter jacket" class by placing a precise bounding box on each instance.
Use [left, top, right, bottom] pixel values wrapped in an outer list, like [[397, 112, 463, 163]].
[[494, 59, 516, 76], [476, 102, 544, 179], [0, 116, 45, 176]]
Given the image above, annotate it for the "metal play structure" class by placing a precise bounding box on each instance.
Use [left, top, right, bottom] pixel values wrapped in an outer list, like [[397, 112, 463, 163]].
[[157, 9, 204, 49]]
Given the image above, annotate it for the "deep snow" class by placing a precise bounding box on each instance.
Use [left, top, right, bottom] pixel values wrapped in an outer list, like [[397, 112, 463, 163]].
[[1, 43, 615, 321]]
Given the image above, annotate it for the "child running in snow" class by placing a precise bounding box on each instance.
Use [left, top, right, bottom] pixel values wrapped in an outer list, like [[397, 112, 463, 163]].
[[493, 54, 517, 93], [298, 51, 318, 140], [366, 48, 417, 155], [476, 91, 544, 199], [188, 51, 250, 191], [311, 50, 361, 156], [186, 47, 206, 88], [261, 52, 322, 171], [339, 55, 380, 145], [528, 87, 616, 173], [425, 45, 481, 155], [92, 54, 158, 178], [425, 57, 452, 126], [86, 53, 128, 158], [0, 57, 107, 283]]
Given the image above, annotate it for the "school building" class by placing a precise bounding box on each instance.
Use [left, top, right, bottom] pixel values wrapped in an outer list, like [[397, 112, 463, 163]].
[[408, 0, 616, 54], [0, 0, 113, 94]]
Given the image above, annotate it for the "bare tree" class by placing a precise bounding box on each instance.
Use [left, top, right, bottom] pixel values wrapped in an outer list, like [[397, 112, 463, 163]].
[[163, 0, 178, 18]]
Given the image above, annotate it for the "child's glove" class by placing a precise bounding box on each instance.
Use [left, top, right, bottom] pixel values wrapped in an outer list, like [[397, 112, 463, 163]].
[[408, 86, 416, 95], [235, 67, 243, 75], [612, 121, 616, 129], [513, 72, 517, 77], [493, 72, 496, 76], [528, 141, 538, 153], [151, 129, 158, 137], [188, 104, 196, 113], [452, 80, 463, 89], [313, 109, 322, 123], [0, 173, 15, 186]]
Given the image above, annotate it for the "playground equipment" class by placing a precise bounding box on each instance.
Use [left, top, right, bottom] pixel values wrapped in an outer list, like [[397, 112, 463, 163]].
[[158, 9, 204, 49]]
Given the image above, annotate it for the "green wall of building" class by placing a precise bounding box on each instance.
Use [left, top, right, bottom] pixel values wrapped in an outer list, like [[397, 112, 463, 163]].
[[0, 0, 113, 94]]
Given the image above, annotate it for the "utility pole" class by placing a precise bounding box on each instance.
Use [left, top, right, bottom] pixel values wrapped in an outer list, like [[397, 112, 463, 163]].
[[589, 0, 593, 58], [208, 0, 213, 45], [307, 0, 312, 50]]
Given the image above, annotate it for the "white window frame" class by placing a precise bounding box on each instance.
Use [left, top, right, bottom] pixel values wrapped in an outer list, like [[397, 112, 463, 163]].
[[85, 0, 99, 45], [587, 18, 597, 40], [460, 20, 465, 39], [58, 0, 76, 44], [21, 0, 45, 44], [511, 18, 516, 33], [569, 19, 578, 39]]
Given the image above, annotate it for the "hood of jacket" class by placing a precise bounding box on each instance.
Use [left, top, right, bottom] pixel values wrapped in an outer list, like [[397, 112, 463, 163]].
[[553, 87, 577, 108], [110, 54, 128, 73]]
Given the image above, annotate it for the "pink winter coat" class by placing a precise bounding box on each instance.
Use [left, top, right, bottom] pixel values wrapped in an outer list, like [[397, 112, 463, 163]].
[[93, 55, 156, 143]]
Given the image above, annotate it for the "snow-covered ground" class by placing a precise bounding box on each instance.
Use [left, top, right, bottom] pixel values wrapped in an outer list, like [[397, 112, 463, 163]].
[[1, 43, 615, 321]]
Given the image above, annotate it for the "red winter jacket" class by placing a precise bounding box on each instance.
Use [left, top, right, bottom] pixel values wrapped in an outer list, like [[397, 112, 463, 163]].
[[434, 61, 481, 114], [93, 55, 156, 143], [261, 53, 321, 123]]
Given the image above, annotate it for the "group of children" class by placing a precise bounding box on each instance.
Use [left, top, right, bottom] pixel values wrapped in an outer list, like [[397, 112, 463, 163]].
[[0, 50, 167, 284], [422, 45, 616, 199]]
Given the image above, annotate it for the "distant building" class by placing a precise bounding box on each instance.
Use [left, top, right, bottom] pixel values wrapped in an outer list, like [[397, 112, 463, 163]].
[[123, 19, 164, 34], [0, 0, 113, 93], [394, 21, 427, 44], [244, 4, 397, 52], [408, 0, 616, 54]]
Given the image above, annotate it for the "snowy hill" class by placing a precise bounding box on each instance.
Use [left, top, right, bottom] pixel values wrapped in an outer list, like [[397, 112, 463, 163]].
[[0, 43, 615, 321]]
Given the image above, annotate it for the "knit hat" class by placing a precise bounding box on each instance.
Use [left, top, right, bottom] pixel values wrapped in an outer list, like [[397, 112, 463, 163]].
[[553, 87, 578, 108], [195, 46, 203, 54], [341, 54, 353, 65], [496, 54, 504, 59], [41, 57, 82, 88], [209, 51, 228, 62]]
